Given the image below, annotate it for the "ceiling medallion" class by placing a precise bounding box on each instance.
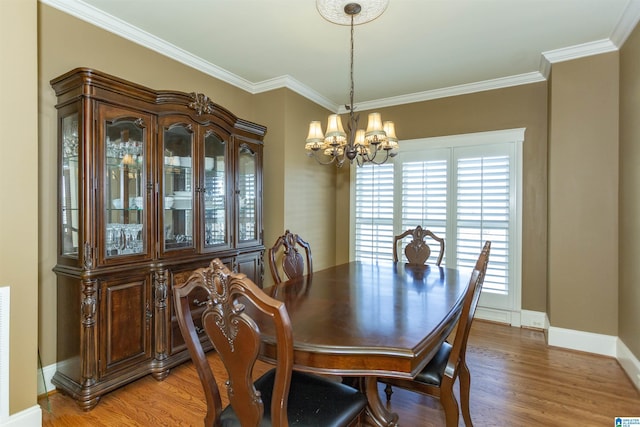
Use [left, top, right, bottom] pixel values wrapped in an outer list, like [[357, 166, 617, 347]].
[[316, 0, 389, 25]]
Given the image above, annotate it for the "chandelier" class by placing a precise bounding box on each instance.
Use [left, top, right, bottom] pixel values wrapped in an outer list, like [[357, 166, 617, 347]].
[[305, 0, 399, 167]]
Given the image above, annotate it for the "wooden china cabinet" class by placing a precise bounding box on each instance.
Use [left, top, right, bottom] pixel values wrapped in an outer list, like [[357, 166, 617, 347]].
[[51, 68, 266, 410]]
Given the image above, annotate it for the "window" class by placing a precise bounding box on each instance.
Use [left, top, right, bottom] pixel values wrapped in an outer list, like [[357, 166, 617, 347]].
[[351, 128, 523, 315]]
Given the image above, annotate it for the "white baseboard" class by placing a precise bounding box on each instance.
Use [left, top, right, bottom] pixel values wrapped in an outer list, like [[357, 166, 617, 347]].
[[617, 339, 640, 391], [476, 308, 618, 358], [476, 308, 640, 391], [0, 405, 41, 427], [475, 307, 515, 325], [37, 364, 56, 396], [548, 326, 617, 357], [475, 307, 548, 329], [520, 309, 549, 329]]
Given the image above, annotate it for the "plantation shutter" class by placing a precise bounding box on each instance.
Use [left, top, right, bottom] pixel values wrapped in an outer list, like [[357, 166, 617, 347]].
[[354, 163, 395, 261], [400, 159, 448, 264], [455, 152, 510, 295], [352, 129, 522, 313]]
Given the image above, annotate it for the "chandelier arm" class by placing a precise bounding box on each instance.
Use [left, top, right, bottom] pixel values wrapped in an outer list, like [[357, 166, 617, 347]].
[[362, 144, 379, 163], [365, 149, 392, 165], [307, 150, 347, 167]]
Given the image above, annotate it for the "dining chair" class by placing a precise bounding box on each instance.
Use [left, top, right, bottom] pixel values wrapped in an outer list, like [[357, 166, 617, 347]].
[[268, 229, 313, 284], [393, 225, 445, 266], [381, 241, 491, 427], [174, 258, 367, 427]]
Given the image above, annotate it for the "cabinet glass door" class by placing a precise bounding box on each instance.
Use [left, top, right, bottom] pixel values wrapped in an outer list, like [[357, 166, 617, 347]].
[[163, 123, 194, 252], [237, 142, 260, 245], [105, 118, 147, 257], [61, 112, 80, 258], [203, 131, 228, 249]]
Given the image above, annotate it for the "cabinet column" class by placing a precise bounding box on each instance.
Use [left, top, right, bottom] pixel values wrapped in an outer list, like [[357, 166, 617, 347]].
[[80, 277, 98, 387], [153, 269, 169, 377]]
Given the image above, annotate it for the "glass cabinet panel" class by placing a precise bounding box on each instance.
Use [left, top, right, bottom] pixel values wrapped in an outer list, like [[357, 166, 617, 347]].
[[105, 119, 146, 257], [163, 124, 194, 250], [203, 131, 227, 248], [61, 113, 80, 257], [237, 144, 257, 242]]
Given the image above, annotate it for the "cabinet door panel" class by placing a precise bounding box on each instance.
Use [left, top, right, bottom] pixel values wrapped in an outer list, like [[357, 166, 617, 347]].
[[236, 251, 263, 287], [98, 103, 154, 266], [201, 128, 232, 252], [159, 117, 197, 258], [59, 107, 81, 262], [235, 137, 263, 248], [99, 275, 151, 377]]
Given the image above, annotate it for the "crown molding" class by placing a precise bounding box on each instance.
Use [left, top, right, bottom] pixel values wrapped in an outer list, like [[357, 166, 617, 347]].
[[341, 72, 546, 113], [253, 75, 338, 112], [540, 0, 640, 77], [41, 0, 639, 112], [540, 39, 618, 78], [611, 0, 640, 48], [40, 0, 255, 93], [542, 39, 617, 64]]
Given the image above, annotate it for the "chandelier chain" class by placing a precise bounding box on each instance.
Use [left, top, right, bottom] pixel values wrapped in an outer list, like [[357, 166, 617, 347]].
[[349, 12, 355, 115]]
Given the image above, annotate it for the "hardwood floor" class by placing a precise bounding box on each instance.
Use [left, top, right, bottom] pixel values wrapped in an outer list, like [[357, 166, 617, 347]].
[[39, 320, 640, 426]]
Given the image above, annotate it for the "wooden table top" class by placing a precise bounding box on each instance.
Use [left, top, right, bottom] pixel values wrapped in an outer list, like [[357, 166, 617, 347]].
[[259, 261, 471, 379]]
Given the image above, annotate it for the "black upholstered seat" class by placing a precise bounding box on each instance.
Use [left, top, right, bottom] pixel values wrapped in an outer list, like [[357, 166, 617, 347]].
[[220, 370, 367, 427]]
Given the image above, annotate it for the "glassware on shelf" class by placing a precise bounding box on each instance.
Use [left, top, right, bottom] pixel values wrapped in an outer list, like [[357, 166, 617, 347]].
[[63, 116, 79, 157], [106, 223, 144, 256], [165, 196, 174, 209]]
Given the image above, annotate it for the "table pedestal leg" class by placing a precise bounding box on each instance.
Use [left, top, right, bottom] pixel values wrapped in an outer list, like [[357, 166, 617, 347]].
[[363, 377, 399, 427]]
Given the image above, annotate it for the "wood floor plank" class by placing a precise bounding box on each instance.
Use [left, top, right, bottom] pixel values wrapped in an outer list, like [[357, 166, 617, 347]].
[[40, 320, 640, 426]]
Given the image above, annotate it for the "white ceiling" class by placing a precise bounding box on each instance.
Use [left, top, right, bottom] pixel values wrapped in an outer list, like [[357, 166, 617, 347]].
[[45, 0, 640, 112]]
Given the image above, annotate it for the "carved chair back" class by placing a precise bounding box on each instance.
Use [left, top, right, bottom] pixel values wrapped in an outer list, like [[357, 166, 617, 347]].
[[381, 240, 491, 427], [393, 226, 445, 266], [174, 258, 367, 427], [450, 240, 491, 375], [173, 259, 294, 426], [268, 230, 313, 283]]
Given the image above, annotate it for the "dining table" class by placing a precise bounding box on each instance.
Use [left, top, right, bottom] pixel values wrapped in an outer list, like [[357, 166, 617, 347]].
[[257, 260, 472, 427]]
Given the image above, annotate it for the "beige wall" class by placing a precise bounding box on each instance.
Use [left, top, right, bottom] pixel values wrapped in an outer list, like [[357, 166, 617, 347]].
[[548, 53, 619, 335], [1, 0, 39, 415], [254, 89, 287, 287], [338, 83, 549, 312], [254, 88, 335, 287], [620, 23, 640, 356], [281, 91, 337, 270]]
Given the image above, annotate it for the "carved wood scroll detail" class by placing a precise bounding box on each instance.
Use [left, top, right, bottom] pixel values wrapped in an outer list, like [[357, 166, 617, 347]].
[[189, 92, 214, 116], [187, 259, 243, 352]]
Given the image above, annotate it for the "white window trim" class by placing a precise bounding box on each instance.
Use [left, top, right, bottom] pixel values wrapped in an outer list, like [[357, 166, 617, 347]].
[[349, 128, 524, 326]]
